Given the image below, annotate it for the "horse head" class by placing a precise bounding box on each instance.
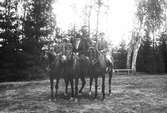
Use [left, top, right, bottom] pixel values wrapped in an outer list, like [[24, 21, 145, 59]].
[[44, 50, 63, 72], [72, 52, 80, 69], [71, 38, 81, 52], [65, 52, 79, 74]]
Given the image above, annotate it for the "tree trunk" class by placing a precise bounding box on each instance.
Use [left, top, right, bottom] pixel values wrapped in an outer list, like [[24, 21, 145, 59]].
[[96, 8, 100, 35], [126, 46, 133, 69], [131, 37, 142, 74], [88, 7, 91, 37]]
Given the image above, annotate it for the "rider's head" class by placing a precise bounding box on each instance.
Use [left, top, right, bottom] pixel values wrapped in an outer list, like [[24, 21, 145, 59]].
[[99, 32, 105, 40]]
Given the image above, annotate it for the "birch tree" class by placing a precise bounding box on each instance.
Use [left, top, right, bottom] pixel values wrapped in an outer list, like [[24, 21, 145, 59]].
[[95, 0, 109, 36], [127, 0, 166, 73], [127, 0, 146, 73], [83, 1, 93, 37]]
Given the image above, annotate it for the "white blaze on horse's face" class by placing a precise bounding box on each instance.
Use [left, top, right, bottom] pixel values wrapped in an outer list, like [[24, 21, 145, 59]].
[[62, 55, 67, 62], [75, 38, 81, 50]]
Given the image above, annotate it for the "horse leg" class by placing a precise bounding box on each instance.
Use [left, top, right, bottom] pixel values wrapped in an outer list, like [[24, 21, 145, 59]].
[[95, 77, 98, 98], [50, 77, 54, 100], [70, 78, 74, 99], [55, 78, 59, 97], [75, 77, 79, 102], [64, 79, 69, 96], [89, 77, 93, 96], [109, 71, 112, 96], [102, 75, 105, 100], [79, 77, 86, 94]]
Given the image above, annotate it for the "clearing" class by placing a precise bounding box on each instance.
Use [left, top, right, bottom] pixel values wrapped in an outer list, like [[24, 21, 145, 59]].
[[0, 74, 167, 113]]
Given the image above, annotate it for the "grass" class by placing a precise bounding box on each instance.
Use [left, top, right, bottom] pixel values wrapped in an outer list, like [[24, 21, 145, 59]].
[[0, 74, 167, 113]]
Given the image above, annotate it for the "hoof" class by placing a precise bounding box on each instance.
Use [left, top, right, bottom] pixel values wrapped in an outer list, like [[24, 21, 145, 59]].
[[102, 98, 106, 101], [78, 92, 82, 96], [89, 91, 92, 96], [74, 98, 78, 103], [53, 98, 57, 102], [49, 98, 56, 102], [79, 90, 82, 93], [69, 97, 74, 101], [64, 93, 68, 96], [109, 93, 112, 96], [94, 98, 98, 101], [49, 99, 53, 102]]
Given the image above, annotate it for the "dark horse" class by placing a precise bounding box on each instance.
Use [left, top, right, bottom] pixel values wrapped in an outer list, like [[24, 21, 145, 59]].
[[71, 37, 91, 94], [71, 37, 113, 99], [46, 50, 78, 100], [88, 47, 113, 99], [46, 51, 64, 100]]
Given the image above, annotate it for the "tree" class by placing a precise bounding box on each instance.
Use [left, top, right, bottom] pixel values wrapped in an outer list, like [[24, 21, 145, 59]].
[[140, 0, 165, 72], [20, 0, 55, 79], [94, 0, 109, 36], [159, 32, 167, 73], [137, 30, 153, 73], [83, 2, 93, 37], [137, 30, 165, 73], [127, 30, 143, 73], [0, 0, 22, 81], [144, 0, 165, 49], [127, 0, 146, 73], [127, 0, 165, 74], [113, 40, 127, 69]]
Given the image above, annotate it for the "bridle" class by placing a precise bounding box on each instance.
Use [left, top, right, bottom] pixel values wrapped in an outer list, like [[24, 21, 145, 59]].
[[88, 47, 99, 65]]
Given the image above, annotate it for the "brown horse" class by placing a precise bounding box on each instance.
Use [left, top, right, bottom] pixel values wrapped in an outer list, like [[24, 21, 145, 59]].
[[63, 52, 79, 99], [71, 37, 92, 96], [46, 48, 78, 100], [88, 47, 113, 99], [71, 37, 113, 100], [74, 54, 93, 98], [46, 51, 65, 100]]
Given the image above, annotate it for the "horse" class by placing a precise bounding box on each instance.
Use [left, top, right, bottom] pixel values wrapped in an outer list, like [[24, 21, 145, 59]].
[[88, 47, 113, 99], [71, 37, 113, 99], [63, 52, 80, 99], [45, 47, 78, 100], [75, 54, 92, 94], [46, 51, 65, 100], [71, 37, 92, 95]]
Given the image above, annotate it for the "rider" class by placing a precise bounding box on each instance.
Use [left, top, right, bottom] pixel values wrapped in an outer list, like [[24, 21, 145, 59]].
[[95, 32, 108, 54], [95, 33, 113, 71], [77, 28, 92, 56]]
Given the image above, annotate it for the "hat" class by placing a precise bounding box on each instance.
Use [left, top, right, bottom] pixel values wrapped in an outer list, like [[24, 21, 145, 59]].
[[99, 32, 105, 36]]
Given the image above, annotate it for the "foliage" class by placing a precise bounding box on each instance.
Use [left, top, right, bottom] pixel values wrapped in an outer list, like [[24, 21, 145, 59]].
[[134, 0, 166, 73], [0, 0, 54, 82], [0, 0, 167, 82], [136, 30, 165, 73], [113, 40, 127, 69], [159, 32, 167, 72], [0, 0, 22, 81]]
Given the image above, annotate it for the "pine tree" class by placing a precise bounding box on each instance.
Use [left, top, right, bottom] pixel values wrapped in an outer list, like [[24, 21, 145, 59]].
[[21, 0, 55, 80], [137, 30, 153, 73], [137, 30, 165, 73], [0, 0, 22, 81], [113, 40, 127, 69], [159, 32, 167, 73]]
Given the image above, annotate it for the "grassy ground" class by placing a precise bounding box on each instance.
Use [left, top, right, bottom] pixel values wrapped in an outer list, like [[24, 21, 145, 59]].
[[0, 74, 167, 113]]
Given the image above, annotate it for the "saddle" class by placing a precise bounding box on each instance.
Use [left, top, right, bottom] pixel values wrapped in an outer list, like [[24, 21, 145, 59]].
[[95, 49, 113, 72]]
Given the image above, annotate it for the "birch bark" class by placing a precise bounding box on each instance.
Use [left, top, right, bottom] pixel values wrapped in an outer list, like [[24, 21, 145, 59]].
[[131, 36, 142, 74]]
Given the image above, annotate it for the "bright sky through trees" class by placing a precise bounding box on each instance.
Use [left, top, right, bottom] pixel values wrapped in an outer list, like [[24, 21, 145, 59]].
[[53, 0, 137, 46]]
